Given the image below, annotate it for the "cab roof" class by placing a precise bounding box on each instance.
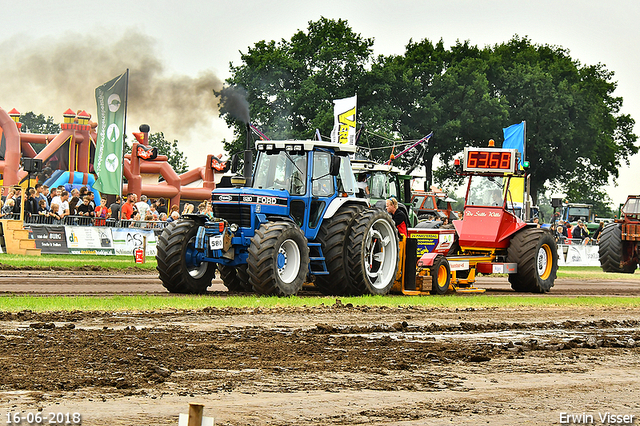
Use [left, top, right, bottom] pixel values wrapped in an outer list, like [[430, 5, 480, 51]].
[[255, 140, 357, 153]]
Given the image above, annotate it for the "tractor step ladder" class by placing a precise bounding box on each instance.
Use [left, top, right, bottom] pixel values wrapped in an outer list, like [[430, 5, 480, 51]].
[[307, 242, 329, 275]]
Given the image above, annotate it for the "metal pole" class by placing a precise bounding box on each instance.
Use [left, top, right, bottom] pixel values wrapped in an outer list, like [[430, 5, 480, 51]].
[[187, 403, 204, 426]]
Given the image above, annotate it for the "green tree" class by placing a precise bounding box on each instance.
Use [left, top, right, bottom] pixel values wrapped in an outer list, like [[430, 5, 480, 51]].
[[124, 132, 189, 174], [362, 39, 508, 189], [486, 36, 638, 206], [221, 17, 374, 155], [20, 112, 60, 134]]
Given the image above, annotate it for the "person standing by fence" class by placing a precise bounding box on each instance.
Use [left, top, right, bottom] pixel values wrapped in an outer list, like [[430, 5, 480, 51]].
[[109, 195, 121, 220]]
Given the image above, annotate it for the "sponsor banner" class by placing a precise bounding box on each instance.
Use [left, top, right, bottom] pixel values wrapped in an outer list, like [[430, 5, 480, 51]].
[[65, 226, 115, 255], [448, 260, 469, 271], [557, 244, 600, 267], [94, 71, 128, 195], [330, 95, 357, 145], [26, 225, 68, 254], [408, 230, 455, 256], [111, 228, 157, 256]]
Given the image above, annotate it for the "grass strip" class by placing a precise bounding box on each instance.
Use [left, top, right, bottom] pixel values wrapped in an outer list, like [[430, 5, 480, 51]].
[[0, 254, 157, 270], [1, 294, 639, 312]]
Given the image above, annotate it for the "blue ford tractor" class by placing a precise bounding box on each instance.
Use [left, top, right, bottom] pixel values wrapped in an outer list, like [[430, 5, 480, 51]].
[[156, 140, 400, 296]]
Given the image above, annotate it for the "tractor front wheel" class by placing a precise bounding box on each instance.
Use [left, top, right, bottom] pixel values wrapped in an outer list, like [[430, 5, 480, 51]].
[[507, 228, 558, 293], [219, 264, 253, 292], [156, 220, 216, 294], [247, 221, 310, 296]]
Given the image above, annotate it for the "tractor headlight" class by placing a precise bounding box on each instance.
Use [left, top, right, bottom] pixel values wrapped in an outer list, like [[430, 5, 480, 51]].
[[230, 223, 238, 233]]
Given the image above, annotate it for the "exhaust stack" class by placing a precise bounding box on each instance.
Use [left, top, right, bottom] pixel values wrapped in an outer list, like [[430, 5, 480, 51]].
[[243, 122, 253, 187]]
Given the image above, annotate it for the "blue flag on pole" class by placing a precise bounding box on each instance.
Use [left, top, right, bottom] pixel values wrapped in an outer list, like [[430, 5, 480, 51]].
[[503, 121, 525, 168]]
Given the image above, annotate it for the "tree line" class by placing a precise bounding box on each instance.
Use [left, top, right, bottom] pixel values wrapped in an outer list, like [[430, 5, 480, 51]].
[[221, 17, 637, 214]]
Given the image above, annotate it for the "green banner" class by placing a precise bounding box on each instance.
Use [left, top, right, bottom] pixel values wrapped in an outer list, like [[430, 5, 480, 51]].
[[94, 70, 128, 195]]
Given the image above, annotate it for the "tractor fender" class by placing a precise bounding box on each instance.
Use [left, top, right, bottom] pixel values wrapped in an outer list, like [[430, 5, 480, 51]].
[[417, 252, 439, 267], [323, 198, 369, 220]]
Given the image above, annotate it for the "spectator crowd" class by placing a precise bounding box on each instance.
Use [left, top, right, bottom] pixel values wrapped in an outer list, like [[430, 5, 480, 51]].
[[0, 184, 214, 229]]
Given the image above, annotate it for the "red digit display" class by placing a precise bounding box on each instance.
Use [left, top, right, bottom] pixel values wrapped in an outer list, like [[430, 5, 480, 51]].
[[464, 149, 514, 173]]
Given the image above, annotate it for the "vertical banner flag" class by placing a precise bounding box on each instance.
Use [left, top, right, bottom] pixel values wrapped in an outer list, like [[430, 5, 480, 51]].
[[330, 95, 357, 145], [503, 121, 526, 205], [94, 70, 128, 195], [502, 121, 525, 168]]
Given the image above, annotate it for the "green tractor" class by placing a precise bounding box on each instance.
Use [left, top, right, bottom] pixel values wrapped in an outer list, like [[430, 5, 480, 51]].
[[351, 159, 418, 226]]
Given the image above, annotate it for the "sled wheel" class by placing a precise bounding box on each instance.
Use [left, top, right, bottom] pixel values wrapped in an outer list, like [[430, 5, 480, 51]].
[[430, 255, 451, 295]]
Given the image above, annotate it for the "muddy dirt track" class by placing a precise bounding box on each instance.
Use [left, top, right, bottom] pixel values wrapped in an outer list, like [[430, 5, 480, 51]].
[[0, 273, 639, 425]]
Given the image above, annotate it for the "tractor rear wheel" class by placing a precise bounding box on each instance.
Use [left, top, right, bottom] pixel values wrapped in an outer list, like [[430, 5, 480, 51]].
[[248, 221, 310, 296], [599, 223, 637, 273], [507, 228, 557, 293], [156, 220, 216, 294], [346, 209, 399, 295], [430, 255, 451, 295], [314, 204, 364, 295], [219, 264, 253, 292]]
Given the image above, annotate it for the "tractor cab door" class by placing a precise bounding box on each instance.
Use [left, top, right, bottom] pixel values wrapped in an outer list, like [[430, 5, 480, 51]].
[[306, 151, 335, 237]]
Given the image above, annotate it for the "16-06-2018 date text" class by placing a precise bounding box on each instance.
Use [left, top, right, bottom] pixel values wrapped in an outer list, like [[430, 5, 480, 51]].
[[5, 412, 81, 424]]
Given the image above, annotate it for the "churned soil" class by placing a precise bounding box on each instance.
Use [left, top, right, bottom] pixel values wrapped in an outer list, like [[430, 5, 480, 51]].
[[0, 303, 639, 425]]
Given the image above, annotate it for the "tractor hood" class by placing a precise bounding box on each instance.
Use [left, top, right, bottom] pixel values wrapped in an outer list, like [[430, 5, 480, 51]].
[[212, 187, 289, 208], [455, 207, 527, 249]]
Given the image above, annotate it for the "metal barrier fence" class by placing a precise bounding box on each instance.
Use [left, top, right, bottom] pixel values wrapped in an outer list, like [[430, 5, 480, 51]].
[[20, 214, 168, 229], [556, 237, 598, 246]]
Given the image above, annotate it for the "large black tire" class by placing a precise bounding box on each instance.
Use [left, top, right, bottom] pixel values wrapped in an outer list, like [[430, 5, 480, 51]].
[[156, 219, 216, 294], [507, 228, 558, 293], [599, 223, 637, 273], [314, 204, 365, 295], [247, 221, 310, 296], [430, 255, 451, 295], [346, 209, 400, 295], [219, 264, 253, 292]]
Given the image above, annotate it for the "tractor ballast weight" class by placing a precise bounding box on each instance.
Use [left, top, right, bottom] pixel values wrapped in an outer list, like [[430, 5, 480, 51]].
[[392, 145, 558, 295], [156, 140, 399, 296]]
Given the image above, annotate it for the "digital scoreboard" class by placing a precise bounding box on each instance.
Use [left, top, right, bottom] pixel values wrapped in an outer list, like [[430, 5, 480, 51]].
[[462, 147, 518, 173]]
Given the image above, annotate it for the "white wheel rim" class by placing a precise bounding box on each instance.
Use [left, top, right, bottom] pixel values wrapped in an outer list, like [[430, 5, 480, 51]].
[[277, 239, 301, 284], [364, 218, 398, 290]]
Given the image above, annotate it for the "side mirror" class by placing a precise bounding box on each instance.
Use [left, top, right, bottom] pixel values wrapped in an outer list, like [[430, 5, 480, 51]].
[[230, 154, 240, 174], [330, 155, 341, 176]]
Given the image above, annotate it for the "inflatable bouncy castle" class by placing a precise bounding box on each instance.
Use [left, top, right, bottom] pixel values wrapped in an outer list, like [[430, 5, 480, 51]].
[[0, 107, 225, 206]]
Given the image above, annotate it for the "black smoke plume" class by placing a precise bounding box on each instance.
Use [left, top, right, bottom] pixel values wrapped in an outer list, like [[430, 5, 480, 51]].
[[214, 85, 250, 124], [0, 30, 224, 144]]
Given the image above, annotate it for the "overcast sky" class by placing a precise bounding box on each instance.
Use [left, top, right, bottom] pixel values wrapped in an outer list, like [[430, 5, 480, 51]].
[[1, 0, 639, 205]]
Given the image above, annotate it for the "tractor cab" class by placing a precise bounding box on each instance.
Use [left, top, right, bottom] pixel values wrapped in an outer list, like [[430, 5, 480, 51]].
[[213, 140, 360, 243], [454, 147, 529, 250]]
